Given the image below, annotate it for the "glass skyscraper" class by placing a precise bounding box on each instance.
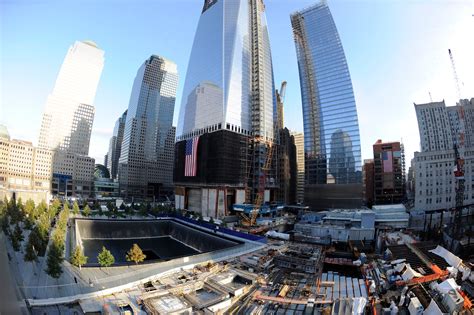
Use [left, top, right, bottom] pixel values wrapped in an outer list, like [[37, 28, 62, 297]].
[[39, 40, 104, 156], [291, 2, 362, 209], [106, 109, 127, 180], [119, 55, 178, 198], [38, 40, 104, 197], [177, 0, 275, 141], [174, 0, 277, 217]]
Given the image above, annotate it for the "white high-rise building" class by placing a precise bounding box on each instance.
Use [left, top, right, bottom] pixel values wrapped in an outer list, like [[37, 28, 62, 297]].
[[39, 41, 104, 154], [413, 98, 474, 211], [38, 41, 104, 198], [291, 131, 305, 204]]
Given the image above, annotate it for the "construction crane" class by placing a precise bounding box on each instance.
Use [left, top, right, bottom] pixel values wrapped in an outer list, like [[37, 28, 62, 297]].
[[239, 137, 274, 227], [276, 81, 287, 130], [239, 0, 275, 228], [249, 138, 274, 226], [448, 49, 462, 99]]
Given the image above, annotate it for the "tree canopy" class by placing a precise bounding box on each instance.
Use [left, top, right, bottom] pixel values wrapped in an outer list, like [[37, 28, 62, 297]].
[[126, 243, 146, 264], [70, 246, 88, 269], [97, 246, 115, 268]]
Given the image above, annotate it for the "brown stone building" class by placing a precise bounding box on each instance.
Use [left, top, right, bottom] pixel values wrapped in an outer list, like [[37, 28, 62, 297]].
[[372, 140, 405, 204]]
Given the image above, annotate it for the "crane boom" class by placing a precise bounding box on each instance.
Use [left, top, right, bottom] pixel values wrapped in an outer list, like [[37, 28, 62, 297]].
[[279, 81, 287, 103], [453, 144, 465, 238], [448, 49, 462, 99]]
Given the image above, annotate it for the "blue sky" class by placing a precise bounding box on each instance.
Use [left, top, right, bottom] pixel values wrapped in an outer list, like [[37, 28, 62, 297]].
[[1, 0, 473, 165]]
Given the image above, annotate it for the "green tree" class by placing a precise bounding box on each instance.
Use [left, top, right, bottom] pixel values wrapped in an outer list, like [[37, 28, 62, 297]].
[[34, 201, 48, 220], [14, 224, 24, 242], [70, 246, 88, 269], [209, 217, 215, 224], [139, 204, 148, 217], [51, 231, 65, 252], [126, 243, 146, 264], [1, 214, 9, 235], [10, 232, 20, 251], [106, 202, 114, 212], [24, 199, 35, 224], [51, 199, 61, 212], [28, 228, 45, 256], [37, 213, 51, 238], [119, 203, 126, 210], [83, 205, 91, 217], [72, 201, 80, 215], [125, 205, 133, 216], [57, 207, 69, 231], [24, 242, 37, 262], [97, 246, 115, 268], [45, 242, 63, 278], [16, 198, 25, 222], [7, 198, 20, 224]]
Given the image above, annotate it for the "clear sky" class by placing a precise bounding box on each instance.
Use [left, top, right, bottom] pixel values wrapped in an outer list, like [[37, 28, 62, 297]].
[[1, 0, 473, 166]]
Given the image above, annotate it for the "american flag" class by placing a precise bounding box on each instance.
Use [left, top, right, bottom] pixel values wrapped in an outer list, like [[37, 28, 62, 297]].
[[185, 136, 199, 177]]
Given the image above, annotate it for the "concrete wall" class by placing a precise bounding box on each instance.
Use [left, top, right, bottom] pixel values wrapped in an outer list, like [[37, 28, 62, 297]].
[[0, 189, 50, 205], [295, 223, 375, 241], [75, 219, 241, 252]]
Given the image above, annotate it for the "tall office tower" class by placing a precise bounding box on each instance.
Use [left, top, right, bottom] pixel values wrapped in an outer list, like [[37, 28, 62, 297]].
[[372, 140, 405, 205], [276, 128, 297, 204], [174, 0, 277, 217], [106, 110, 127, 180], [274, 82, 296, 204], [118, 56, 178, 199], [413, 98, 474, 211], [38, 40, 104, 197], [291, 2, 363, 209], [103, 154, 108, 168], [291, 131, 305, 204]]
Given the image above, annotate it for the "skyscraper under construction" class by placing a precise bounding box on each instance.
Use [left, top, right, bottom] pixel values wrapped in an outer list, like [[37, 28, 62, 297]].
[[291, 2, 363, 209], [174, 0, 277, 218]]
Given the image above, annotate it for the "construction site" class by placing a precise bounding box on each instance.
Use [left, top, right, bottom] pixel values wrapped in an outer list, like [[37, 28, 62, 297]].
[[26, 217, 474, 314]]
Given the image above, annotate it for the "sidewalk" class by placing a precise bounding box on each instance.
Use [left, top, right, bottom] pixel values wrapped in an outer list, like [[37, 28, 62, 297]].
[[0, 233, 28, 314]]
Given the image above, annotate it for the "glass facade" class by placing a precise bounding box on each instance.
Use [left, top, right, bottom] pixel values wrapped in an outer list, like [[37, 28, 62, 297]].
[[38, 40, 104, 155], [291, 2, 362, 186], [106, 109, 127, 180], [119, 56, 178, 195], [177, 0, 276, 141]]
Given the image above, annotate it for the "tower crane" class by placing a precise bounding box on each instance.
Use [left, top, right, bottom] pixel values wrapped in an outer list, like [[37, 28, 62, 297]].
[[448, 49, 462, 100], [452, 144, 465, 239]]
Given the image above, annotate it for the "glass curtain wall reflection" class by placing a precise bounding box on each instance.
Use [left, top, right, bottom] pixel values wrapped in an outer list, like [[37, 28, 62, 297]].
[[119, 55, 178, 198], [176, 0, 275, 142], [291, 1, 362, 208], [174, 0, 277, 215]]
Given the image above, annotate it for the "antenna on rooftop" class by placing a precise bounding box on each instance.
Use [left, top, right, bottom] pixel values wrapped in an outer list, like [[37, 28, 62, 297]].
[[429, 91, 433, 102]]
